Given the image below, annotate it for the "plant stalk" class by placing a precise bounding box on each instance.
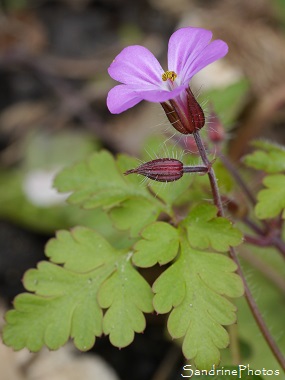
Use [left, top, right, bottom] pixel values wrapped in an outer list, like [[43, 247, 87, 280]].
[[193, 130, 285, 371], [193, 131, 223, 216]]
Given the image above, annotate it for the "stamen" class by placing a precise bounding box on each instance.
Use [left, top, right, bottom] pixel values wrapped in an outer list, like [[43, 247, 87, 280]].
[[162, 70, 177, 82]]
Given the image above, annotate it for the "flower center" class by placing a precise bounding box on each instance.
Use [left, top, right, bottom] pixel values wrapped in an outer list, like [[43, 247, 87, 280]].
[[162, 70, 177, 82]]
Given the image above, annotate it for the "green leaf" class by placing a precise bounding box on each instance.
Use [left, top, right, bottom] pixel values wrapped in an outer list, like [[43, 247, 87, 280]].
[[54, 151, 164, 236], [54, 151, 131, 208], [45, 227, 116, 272], [3, 227, 153, 352], [98, 259, 153, 347], [183, 204, 243, 252], [3, 262, 105, 352], [109, 197, 160, 237], [133, 222, 180, 267], [153, 235, 244, 369], [255, 174, 285, 219], [243, 140, 285, 173]]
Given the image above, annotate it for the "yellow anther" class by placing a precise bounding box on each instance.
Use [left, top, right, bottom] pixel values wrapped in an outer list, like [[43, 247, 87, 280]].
[[162, 70, 177, 82]]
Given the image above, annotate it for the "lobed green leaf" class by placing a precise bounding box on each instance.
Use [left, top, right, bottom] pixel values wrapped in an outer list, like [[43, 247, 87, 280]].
[[3, 262, 105, 352], [3, 227, 153, 352], [98, 257, 153, 347], [255, 174, 285, 219], [153, 233, 244, 369], [133, 222, 180, 267], [244, 148, 285, 173], [183, 204, 243, 252], [45, 227, 117, 272], [54, 151, 165, 236], [109, 197, 160, 237], [54, 151, 133, 207]]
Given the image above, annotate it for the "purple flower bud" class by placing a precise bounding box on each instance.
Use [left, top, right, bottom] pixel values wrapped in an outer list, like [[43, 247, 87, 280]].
[[186, 88, 205, 132], [124, 158, 184, 182], [161, 89, 205, 135]]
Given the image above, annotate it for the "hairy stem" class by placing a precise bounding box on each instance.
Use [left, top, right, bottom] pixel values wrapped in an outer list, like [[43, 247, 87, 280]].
[[193, 130, 285, 371], [183, 165, 208, 174], [193, 132, 223, 216]]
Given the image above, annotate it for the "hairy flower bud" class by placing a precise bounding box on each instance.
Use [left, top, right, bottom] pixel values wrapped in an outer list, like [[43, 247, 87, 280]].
[[161, 102, 189, 135], [125, 159, 209, 182], [124, 158, 183, 182], [185, 88, 205, 132], [161, 89, 205, 135]]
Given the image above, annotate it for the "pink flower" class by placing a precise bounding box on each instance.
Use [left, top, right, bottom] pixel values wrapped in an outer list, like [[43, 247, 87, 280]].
[[107, 27, 228, 115]]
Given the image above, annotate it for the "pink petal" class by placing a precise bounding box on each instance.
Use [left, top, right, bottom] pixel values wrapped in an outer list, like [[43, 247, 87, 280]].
[[168, 27, 213, 80], [107, 82, 189, 114], [182, 39, 228, 80], [138, 84, 188, 102], [107, 85, 142, 114], [108, 45, 164, 86]]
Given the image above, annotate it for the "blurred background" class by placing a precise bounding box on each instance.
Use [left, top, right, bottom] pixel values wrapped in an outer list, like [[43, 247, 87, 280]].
[[0, 0, 285, 379]]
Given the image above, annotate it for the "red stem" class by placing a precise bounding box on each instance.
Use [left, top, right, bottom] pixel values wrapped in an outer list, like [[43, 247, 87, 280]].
[[193, 130, 285, 371], [193, 132, 223, 216]]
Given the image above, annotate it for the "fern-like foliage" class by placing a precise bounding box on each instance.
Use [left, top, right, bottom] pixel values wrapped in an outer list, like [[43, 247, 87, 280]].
[[183, 204, 243, 252], [3, 150, 244, 369], [3, 227, 153, 351], [244, 140, 285, 174], [255, 175, 285, 219], [153, 234, 243, 369], [244, 140, 285, 219]]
